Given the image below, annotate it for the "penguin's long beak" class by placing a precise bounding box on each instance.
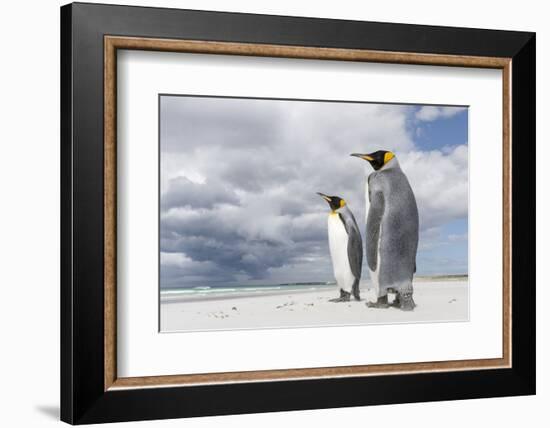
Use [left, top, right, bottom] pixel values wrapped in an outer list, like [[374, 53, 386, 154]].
[[316, 192, 332, 203], [350, 153, 374, 161]]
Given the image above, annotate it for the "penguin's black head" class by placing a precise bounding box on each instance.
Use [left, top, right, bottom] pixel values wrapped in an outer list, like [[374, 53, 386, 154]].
[[317, 193, 346, 212], [350, 150, 395, 171]]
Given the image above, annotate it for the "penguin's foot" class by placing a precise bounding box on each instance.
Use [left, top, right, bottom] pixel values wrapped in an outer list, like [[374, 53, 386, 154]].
[[389, 293, 401, 308], [329, 289, 351, 303], [352, 287, 361, 301], [366, 295, 389, 308], [398, 292, 416, 311]]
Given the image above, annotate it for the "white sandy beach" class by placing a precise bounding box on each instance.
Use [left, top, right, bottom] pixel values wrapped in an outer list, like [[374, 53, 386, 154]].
[[160, 279, 468, 332]]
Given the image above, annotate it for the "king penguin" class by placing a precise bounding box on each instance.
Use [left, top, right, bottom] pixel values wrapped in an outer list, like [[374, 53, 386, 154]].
[[317, 193, 363, 302], [350, 151, 419, 311]]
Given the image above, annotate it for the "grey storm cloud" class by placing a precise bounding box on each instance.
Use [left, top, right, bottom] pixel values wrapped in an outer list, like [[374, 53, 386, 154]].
[[159, 95, 467, 287], [161, 177, 240, 210]]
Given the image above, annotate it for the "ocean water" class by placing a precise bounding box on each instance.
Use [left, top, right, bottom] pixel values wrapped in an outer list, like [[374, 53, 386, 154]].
[[160, 276, 467, 303], [160, 282, 336, 302]]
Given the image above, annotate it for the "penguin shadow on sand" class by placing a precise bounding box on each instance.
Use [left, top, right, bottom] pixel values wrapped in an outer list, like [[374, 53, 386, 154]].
[[318, 150, 419, 312]]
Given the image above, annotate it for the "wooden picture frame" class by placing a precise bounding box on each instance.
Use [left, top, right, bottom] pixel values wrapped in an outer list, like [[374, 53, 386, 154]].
[[61, 2, 535, 424]]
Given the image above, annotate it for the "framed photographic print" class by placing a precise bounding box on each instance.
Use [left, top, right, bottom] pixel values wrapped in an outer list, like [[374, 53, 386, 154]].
[[157, 94, 469, 333], [60, 2, 535, 424]]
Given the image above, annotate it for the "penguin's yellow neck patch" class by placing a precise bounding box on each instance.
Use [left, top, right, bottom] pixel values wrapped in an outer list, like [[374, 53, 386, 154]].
[[384, 152, 395, 164]]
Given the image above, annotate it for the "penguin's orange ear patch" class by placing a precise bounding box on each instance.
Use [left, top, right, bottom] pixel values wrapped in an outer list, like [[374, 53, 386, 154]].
[[339, 199, 346, 208], [384, 152, 395, 164]]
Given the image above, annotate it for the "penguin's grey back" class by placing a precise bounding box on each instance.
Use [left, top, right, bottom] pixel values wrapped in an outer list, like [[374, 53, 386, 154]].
[[367, 162, 419, 288]]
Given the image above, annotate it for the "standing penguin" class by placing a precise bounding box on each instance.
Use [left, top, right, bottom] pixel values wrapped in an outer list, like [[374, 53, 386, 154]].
[[350, 151, 419, 311], [317, 193, 363, 302]]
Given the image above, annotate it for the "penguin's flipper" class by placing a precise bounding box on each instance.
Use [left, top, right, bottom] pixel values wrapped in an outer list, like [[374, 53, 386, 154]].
[[366, 190, 385, 272], [339, 212, 363, 286]]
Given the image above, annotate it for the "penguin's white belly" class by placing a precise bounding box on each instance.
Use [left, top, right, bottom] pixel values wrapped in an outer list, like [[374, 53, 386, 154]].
[[328, 214, 355, 292]]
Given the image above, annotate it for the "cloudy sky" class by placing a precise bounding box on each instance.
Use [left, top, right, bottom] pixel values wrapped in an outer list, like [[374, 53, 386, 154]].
[[160, 95, 468, 289]]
